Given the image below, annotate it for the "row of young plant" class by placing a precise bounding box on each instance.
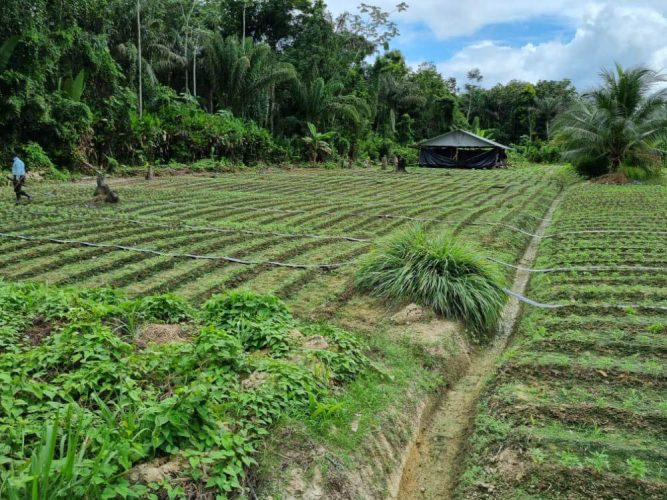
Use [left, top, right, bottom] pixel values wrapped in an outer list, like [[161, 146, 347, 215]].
[[0, 168, 556, 312], [0, 167, 563, 316], [0, 281, 373, 498], [23, 166, 547, 213], [456, 183, 667, 498]]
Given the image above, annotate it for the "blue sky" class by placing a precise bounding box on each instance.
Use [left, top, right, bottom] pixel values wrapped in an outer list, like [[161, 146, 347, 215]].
[[325, 1, 667, 90], [395, 16, 577, 63]]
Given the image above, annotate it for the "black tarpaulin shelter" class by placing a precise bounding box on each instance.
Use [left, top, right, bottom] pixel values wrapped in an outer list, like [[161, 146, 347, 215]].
[[418, 130, 510, 168]]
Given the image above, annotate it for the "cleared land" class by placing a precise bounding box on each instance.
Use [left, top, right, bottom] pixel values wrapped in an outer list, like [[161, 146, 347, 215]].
[[457, 184, 667, 499], [0, 167, 560, 316], [0, 166, 566, 498]]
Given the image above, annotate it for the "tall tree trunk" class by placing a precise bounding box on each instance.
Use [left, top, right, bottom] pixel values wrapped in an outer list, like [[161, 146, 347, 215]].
[[242, 4, 247, 52], [546, 120, 550, 141], [182, 0, 196, 94], [184, 41, 189, 94], [270, 83, 275, 133], [193, 45, 197, 98], [137, 0, 143, 117]]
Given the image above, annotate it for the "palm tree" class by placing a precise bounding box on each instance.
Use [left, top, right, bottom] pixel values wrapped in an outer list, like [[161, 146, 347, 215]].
[[113, 1, 185, 115], [535, 96, 564, 140], [555, 64, 667, 173], [294, 77, 369, 131], [204, 35, 295, 124], [303, 122, 335, 165], [375, 73, 425, 137]]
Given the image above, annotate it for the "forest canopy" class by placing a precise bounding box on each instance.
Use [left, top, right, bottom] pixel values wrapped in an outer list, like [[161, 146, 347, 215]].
[[1, 1, 582, 170]]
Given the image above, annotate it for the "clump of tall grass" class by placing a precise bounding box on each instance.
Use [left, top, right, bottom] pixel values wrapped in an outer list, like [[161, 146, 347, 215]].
[[355, 227, 506, 335]]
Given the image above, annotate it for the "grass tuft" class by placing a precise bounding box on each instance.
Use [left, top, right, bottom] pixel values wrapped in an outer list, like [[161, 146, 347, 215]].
[[355, 226, 506, 335]]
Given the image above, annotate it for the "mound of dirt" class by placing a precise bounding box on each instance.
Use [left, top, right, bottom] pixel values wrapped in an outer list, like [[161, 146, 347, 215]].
[[128, 457, 186, 484], [591, 172, 633, 185], [303, 336, 330, 350], [390, 304, 428, 325], [136, 324, 188, 348], [241, 371, 270, 390]]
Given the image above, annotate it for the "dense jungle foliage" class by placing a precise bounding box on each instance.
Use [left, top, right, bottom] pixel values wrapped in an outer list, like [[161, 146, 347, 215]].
[[0, 0, 583, 172]]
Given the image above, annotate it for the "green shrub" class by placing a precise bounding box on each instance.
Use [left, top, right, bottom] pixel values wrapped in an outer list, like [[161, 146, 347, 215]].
[[573, 156, 610, 178], [620, 163, 661, 181], [21, 142, 54, 170], [136, 294, 194, 324], [20, 142, 69, 180], [355, 226, 506, 335], [512, 137, 561, 164], [201, 290, 292, 353], [551, 164, 582, 189]]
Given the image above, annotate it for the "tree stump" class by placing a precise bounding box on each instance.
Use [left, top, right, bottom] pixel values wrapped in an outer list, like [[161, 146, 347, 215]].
[[145, 165, 155, 180], [381, 156, 388, 170], [396, 156, 407, 174], [94, 175, 119, 203]]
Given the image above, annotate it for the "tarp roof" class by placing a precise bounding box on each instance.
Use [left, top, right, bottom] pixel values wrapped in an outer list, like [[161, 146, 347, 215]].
[[418, 129, 510, 150]]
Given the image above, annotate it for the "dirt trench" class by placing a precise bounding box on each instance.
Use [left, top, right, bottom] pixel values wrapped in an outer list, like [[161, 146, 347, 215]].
[[396, 192, 565, 499]]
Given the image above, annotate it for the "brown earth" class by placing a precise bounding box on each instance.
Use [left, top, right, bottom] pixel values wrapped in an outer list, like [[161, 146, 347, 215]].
[[24, 315, 56, 345], [135, 323, 189, 348], [591, 172, 634, 185], [397, 191, 565, 499], [256, 297, 473, 499]]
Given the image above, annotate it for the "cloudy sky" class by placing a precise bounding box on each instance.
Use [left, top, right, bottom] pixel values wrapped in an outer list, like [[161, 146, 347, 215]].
[[325, 1, 667, 90]]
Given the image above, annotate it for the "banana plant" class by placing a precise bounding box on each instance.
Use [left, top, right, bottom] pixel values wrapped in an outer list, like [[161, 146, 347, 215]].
[[303, 122, 335, 165], [58, 70, 86, 102]]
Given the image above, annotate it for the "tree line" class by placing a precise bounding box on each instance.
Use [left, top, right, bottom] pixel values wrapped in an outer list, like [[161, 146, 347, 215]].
[[2, 0, 650, 174]]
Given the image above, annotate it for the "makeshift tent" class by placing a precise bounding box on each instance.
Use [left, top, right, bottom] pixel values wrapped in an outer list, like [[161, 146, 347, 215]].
[[418, 130, 510, 168]]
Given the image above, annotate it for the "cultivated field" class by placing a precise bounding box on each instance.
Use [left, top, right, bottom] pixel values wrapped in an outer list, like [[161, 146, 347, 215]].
[[458, 184, 667, 498], [0, 167, 561, 316]]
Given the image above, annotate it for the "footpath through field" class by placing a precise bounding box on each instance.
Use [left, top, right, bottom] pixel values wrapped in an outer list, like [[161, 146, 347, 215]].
[[404, 182, 667, 499]]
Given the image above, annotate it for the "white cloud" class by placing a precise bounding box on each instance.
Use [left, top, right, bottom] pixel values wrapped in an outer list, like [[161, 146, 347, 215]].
[[325, 0, 589, 38], [324, 1, 667, 87], [435, 4, 667, 88]]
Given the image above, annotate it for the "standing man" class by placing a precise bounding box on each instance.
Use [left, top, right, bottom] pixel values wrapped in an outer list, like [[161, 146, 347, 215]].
[[11, 153, 31, 204]]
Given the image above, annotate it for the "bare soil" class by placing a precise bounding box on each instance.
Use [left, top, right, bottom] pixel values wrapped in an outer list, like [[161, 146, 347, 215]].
[[135, 323, 189, 348], [591, 172, 633, 185], [397, 192, 565, 499], [256, 298, 473, 499], [24, 315, 56, 345]]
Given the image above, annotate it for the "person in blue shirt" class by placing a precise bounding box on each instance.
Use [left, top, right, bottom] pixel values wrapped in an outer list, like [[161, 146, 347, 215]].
[[11, 153, 31, 204]]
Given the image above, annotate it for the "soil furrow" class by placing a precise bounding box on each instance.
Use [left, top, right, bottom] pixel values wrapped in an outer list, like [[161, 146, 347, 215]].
[[396, 190, 565, 498]]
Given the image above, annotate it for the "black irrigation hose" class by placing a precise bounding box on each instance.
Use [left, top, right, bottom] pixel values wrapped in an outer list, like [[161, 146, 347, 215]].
[[0, 232, 354, 270], [1, 234, 663, 310], [487, 258, 667, 274], [8, 207, 372, 243], [544, 229, 667, 239], [503, 288, 667, 312]]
